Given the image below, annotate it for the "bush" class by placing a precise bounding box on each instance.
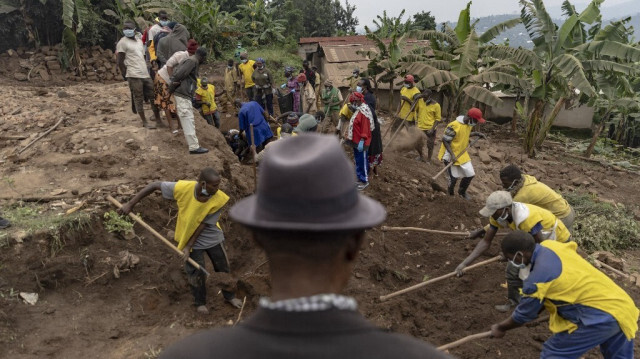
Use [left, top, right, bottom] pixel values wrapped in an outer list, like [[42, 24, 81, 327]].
[[103, 210, 135, 233], [565, 192, 640, 252]]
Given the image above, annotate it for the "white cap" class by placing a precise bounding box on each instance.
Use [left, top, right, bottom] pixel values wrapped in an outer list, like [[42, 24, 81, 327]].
[[479, 191, 513, 217]]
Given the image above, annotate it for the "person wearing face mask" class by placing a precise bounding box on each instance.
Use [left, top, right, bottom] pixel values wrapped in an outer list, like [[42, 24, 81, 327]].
[[297, 73, 317, 114], [251, 58, 274, 116], [500, 164, 575, 233], [195, 78, 225, 128], [118, 168, 244, 313], [490, 231, 638, 359], [415, 89, 442, 163], [392, 75, 421, 131], [238, 53, 256, 101], [346, 92, 375, 191], [223, 59, 239, 112], [116, 20, 163, 129], [348, 68, 360, 91], [356, 78, 383, 176], [456, 190, 571, 312], [320, 80, 343, 134], [437, 107, 486, 200], [169, 47, 210, 154], [146, 10, 171, 67]]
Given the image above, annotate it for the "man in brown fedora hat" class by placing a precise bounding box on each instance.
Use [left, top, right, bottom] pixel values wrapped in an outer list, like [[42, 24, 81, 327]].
[[159, 134, 451, 359]]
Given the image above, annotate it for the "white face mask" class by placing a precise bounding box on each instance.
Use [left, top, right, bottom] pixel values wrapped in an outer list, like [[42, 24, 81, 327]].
[[518, 264, 532, 280], [506, 179, 519, 191], [496, 208, 509, 227]]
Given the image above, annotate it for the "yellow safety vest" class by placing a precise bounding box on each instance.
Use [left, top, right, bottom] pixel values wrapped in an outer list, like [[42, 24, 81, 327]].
[[437, 118, 472, 165], [528, 240, 639, 340], [173, 181, 229, 250], [398, 86, 420, 121], [489, 202, 571, 243], [513, 175, 572, 219]]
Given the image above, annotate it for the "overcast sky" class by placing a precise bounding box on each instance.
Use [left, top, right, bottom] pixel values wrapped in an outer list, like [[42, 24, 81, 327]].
[[348, 0, 632, 28]]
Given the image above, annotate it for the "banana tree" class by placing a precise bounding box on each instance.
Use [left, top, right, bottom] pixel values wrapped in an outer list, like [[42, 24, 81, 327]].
[[174, 0, 239, 55], [358, 24, 408, 111], [401, 2, 528, 120], [486, 0, 640, 157], [237, 0, 286, 45]]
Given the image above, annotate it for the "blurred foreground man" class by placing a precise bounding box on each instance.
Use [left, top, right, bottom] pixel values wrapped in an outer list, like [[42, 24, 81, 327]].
[[160, 134, 452, 359], [491, 231, 638, 359]]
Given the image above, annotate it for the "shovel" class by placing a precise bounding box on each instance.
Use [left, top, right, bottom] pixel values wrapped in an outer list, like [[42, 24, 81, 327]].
[[429, 136, 483, 193]]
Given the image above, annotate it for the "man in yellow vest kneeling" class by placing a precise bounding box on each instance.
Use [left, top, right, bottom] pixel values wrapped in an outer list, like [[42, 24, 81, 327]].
[[119, 168, 243, 313], [490, 231, 638, 358]]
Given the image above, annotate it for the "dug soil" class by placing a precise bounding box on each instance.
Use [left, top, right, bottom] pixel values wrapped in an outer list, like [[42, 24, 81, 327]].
[[1, 67, 640, 358]]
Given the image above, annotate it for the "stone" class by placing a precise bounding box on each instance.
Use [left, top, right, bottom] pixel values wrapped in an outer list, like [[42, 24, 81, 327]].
[[57, 90, 70, 98], [38, 68, 51, 81], [602, 179, 617, 189], [7, 49, 17, 57], [488, 150, 504, 162], [125, 138, 134, 144], [478, 150, 491, 164], [150, 146, 158, 152], [14, 73, 27, 81], [79, 149, 86, 154], [44, 55, 57, 62]]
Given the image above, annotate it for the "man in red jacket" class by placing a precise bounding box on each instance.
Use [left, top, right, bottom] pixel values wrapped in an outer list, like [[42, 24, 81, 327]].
[[345, 92, 374, 191]]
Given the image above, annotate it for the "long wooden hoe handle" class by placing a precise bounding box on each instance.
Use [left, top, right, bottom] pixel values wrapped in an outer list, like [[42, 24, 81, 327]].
[[437, 331, 492, 351], [249, 124, 258, 190], [106, 195, 210, 276], [379, 256, 500, 302], [431, 136, 482, 181], [381, 226, 507, 237]]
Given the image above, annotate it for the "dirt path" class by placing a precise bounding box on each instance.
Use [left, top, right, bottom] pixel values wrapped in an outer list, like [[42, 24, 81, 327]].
[[1, 79, 640, 358]]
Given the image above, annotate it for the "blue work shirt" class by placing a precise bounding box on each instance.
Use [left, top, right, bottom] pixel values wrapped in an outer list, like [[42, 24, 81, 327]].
[[238, 101, 274, 148], [512, 244, 617, 326]]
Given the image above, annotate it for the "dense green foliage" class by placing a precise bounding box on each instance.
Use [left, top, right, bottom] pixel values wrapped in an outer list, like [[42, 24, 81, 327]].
[[565, 192, 640, 252]]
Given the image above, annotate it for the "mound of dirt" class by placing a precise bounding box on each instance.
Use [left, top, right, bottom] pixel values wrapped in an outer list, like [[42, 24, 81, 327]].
[[1, 74, 640, 358]]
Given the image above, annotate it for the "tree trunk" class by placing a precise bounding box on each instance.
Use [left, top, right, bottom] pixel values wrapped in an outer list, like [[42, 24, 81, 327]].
[[535, 97, 566, 149], [388, 81, 394, 113], [524, 99, 546, 158], [585, 112, 611, 158]]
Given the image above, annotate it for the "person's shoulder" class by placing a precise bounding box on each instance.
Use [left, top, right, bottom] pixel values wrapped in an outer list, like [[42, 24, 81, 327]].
[[366, 331, 453, 358], [159, 327, 247, 359]]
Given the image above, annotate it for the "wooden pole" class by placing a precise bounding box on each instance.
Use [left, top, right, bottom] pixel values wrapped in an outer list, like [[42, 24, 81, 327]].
[[381, 226, 507, 237], [106, 195, 210, 276], [383, 101, 419, 149], [18, 117, 65, 155], [594, 259, 629, 278], [249, 124, 258, 190], [379, 256, 500, 301], [437, 331, 492, 351], [431, 136, 482, 181]]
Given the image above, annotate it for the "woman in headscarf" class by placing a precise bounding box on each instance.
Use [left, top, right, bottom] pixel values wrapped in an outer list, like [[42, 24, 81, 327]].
[[345, 92, 375, 191], [358, 78, 383, 175], [284, 67, 300, 112]]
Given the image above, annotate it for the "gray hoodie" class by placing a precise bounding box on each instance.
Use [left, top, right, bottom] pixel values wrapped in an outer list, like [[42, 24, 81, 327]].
[[156, 24, 189, 65]]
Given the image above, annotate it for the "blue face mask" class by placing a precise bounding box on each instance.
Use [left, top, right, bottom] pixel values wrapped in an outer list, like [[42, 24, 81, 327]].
[[123, 29, 136, 38], [355, 86, 363, 93], [159, 20, 169, 27]]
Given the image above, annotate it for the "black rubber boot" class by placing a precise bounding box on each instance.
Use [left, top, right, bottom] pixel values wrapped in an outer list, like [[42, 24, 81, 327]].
[[448, 177, 457, 196], [458, 176, 474, 200]]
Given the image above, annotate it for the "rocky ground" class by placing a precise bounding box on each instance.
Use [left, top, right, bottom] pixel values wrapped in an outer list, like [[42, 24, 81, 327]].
[[1, 59, 640, 358]]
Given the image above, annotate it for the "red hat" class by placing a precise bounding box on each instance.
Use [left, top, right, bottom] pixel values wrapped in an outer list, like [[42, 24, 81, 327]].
[[297, 73, 307, 83], [349, 92, 364, 103], [404, 74, 415, 83], [187, 39, 198, 55], [467, 107, 486, 124]]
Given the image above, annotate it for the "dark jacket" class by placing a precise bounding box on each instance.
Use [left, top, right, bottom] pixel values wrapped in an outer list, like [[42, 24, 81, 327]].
[[156, 24, 189, 66], [365, 91, 383, 156], [170, 56, 199, 99], [159, 308, 452, 359]]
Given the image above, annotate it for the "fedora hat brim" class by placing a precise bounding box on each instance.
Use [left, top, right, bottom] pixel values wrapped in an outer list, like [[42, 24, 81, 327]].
[[230, 192, 386, 231]]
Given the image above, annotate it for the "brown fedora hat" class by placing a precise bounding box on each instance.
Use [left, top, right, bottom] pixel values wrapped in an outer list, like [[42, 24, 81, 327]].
[[230, 134, 386, 231]]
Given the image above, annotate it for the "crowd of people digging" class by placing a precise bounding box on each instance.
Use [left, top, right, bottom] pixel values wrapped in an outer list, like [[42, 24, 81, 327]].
[[7, 9, 633, 358]]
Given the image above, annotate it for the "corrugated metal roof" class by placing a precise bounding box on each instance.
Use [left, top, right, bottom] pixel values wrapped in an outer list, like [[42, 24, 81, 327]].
[[299, 35, 370, 45], [322, 44, 378, 63]]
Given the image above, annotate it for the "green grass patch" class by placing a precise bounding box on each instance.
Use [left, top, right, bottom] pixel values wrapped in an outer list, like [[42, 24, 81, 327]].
[[1, 202, 92, 256], [565, 192, 640, 252], [103, 210, 135, 233]]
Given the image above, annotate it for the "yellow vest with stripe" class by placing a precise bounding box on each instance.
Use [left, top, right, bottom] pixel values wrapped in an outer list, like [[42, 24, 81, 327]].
[[195, 79, 217, 114], [513, 175, 572, 219], [489, 202, 571, 242], [528, 240, 639, 340], [398, 86, 420, 121], [173, 181, 229, 250], [437, 118, 472, 165]]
